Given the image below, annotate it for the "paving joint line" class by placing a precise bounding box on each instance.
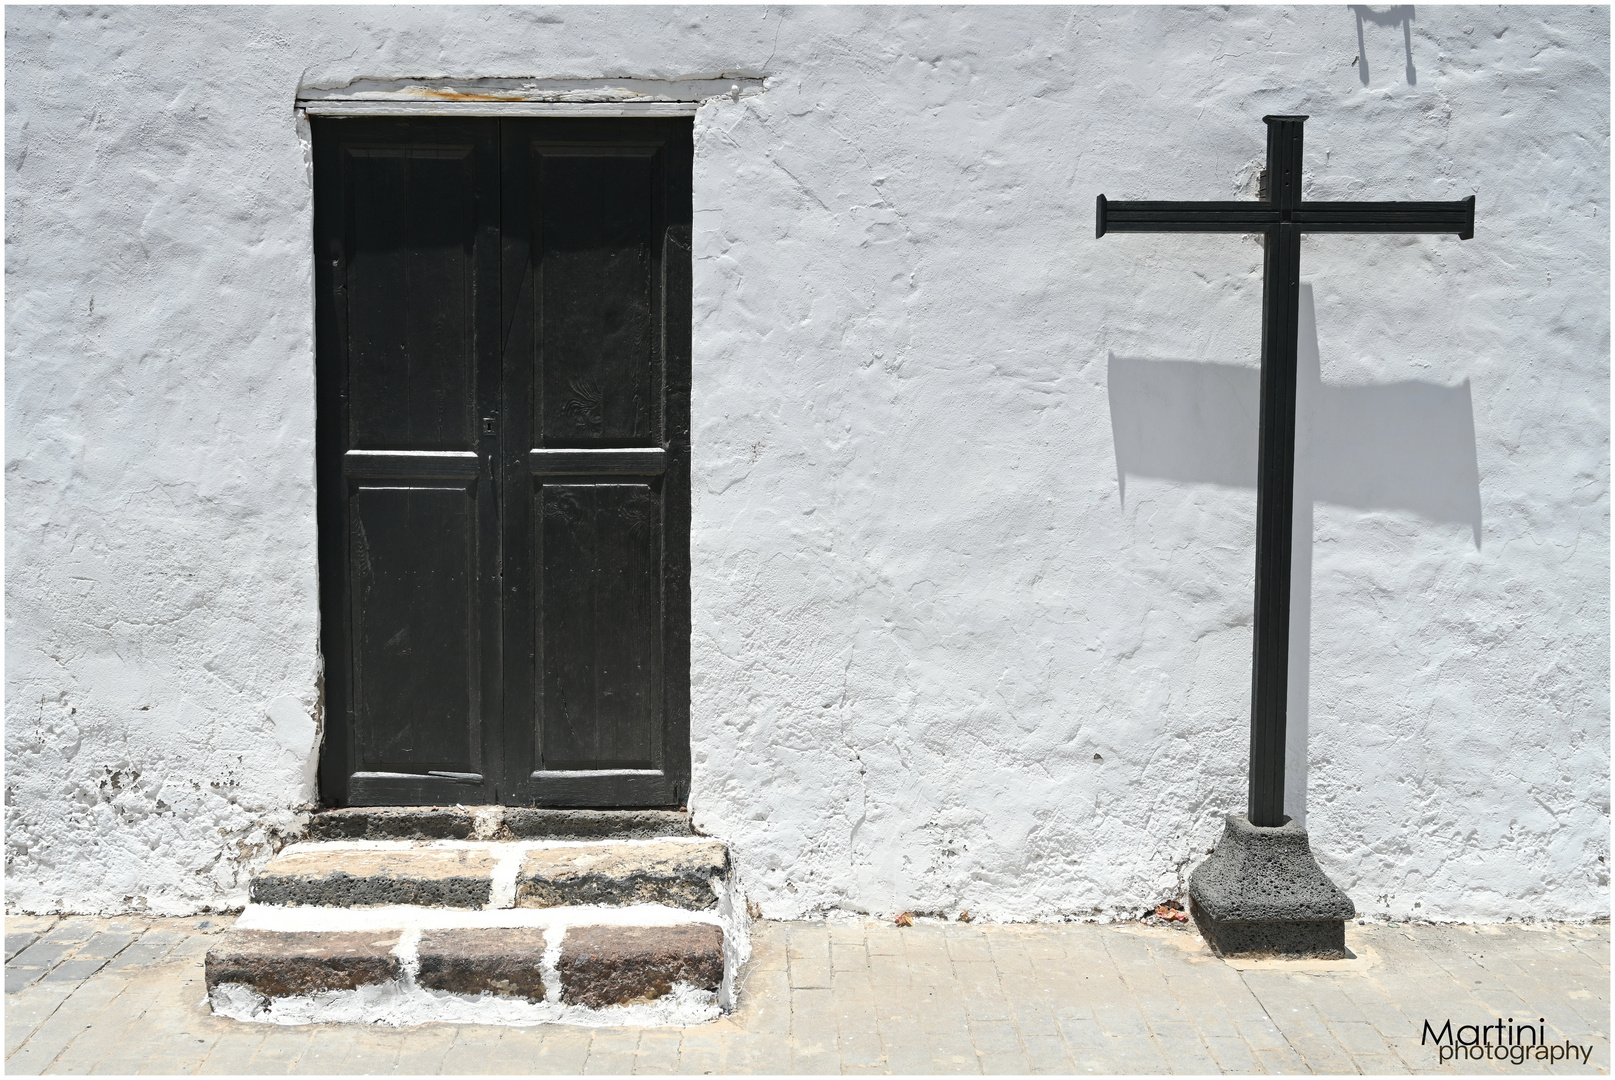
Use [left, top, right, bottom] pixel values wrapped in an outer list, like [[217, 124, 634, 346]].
[[9, 935, 116, 1073], [1237, 962, 1328, 1073]]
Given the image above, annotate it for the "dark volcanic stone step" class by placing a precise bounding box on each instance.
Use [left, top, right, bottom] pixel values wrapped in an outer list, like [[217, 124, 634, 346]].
[[308, 806, 692, 842], [251, 849, 498, 908], [517, 840, 729, 910], [416, 928, 548, 1001], [206, 929, 401, 996], [558, 923, 724, 1008], [504, 809, 692, 841], [309, 806, 483, 841]]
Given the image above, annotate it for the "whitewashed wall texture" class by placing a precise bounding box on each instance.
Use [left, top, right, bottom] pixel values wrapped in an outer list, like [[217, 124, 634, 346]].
[[6, 6, 1608, 920]]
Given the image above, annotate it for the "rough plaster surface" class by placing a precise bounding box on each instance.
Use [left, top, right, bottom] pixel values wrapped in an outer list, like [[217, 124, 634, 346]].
[[5, 7, 1607, 921]]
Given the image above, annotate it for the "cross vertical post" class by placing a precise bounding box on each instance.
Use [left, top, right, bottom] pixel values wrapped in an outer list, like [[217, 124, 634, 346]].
[[1097, 114, 1473, 957], [1249, 116, 1306, 828]]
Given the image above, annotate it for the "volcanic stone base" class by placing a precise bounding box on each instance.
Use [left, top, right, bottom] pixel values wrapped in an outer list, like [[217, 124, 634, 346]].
[[1188, 813, 1355, 959], [559, 924, 725, 1008], [250, 849, 498, 908], [517, 841, 729, 910], [416, 928, 548, 1001], [205, 929, 401, 996], [1190, 907, 1350, 958], [308, 806, 692, 842]]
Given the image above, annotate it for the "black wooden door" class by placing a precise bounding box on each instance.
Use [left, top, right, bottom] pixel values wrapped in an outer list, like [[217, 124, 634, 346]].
[[315, 117, 691, 808]]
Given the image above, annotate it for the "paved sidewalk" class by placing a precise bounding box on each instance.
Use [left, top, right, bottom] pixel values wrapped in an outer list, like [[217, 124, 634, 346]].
[[4, 913, 1607, 1074]]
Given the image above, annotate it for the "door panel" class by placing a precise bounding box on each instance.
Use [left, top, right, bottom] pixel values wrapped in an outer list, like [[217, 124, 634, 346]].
[[317, 116, 689, 808], [349, 481, 480, 768], [317, 118, 501, 807], [536, 148, 660, 446], [345, 146, 479, 451], [501, 119, 690, 808], [538, 480, 664, 770]]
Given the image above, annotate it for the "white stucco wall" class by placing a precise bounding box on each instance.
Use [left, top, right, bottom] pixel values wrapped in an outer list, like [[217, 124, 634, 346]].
[[6, 6, 1607, 920]]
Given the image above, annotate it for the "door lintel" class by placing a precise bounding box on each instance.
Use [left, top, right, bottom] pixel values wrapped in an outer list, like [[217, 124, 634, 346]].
[[297, 76, 764, 117]]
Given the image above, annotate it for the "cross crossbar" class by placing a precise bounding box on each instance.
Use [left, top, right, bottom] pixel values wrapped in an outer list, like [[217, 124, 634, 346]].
[[1097, 197, 1474, 237], [1097, 115, 1473, 828]]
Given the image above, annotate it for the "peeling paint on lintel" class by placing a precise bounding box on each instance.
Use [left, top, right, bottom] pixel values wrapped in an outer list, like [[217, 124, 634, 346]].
[[297, 76, 766, 105], [302, 101, 704, 118]]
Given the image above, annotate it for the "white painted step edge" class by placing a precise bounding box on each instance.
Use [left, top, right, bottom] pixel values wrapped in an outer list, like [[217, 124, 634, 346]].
[[277, 836, 720, 854], [210, 968, 721, 1029], [234, 901, 725, 933]]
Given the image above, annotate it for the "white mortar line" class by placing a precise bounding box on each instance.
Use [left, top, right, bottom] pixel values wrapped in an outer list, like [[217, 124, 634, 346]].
[[393, 926, 423, 988], [278, 836, 714, 855], [470, 807, 503, 840], [234, 901, 724, 933], [712, 876, 749, 1012], [486, 848, 525, 910], [541, 924, 565, 1005], [209, 978, 721, 1028]]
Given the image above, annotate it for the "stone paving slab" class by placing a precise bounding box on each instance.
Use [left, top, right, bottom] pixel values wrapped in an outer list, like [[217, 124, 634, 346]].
[[3, 914, 1607, 1074]]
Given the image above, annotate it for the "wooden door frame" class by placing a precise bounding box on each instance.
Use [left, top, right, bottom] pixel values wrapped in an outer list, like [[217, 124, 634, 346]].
[[308, 102, 694, 809]]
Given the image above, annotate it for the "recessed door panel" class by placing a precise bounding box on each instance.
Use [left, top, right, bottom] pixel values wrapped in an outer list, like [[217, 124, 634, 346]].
[[537, 149, 659, 446], [537, 481, 664, 771], [346, 147, 478, 452], [349, 482, 480, 770]]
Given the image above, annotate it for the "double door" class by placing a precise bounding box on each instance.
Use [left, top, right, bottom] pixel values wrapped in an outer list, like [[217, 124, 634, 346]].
[[314, 116, 691, 807]]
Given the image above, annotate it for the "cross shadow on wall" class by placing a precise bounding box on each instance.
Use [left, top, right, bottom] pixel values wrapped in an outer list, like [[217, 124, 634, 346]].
[[1107, 283, 1480, 825], [1352, 4, 1417, 86]]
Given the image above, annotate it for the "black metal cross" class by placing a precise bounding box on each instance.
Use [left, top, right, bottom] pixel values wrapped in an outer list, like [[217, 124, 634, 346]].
[[1098, 115, 1473, 828]]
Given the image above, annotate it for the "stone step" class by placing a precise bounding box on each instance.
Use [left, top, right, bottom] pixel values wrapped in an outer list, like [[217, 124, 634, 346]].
[[309, 806, 693, 842], [557, 924, 725, 1008], [205, 921, 726, 1012], [250, 848, 499, 908], [205, 929, 402, 996], [518, 840, 730, 911], [415, 927, 550, 1001], [248, 839, 730, 911], [223, 835, 742, 1025]]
